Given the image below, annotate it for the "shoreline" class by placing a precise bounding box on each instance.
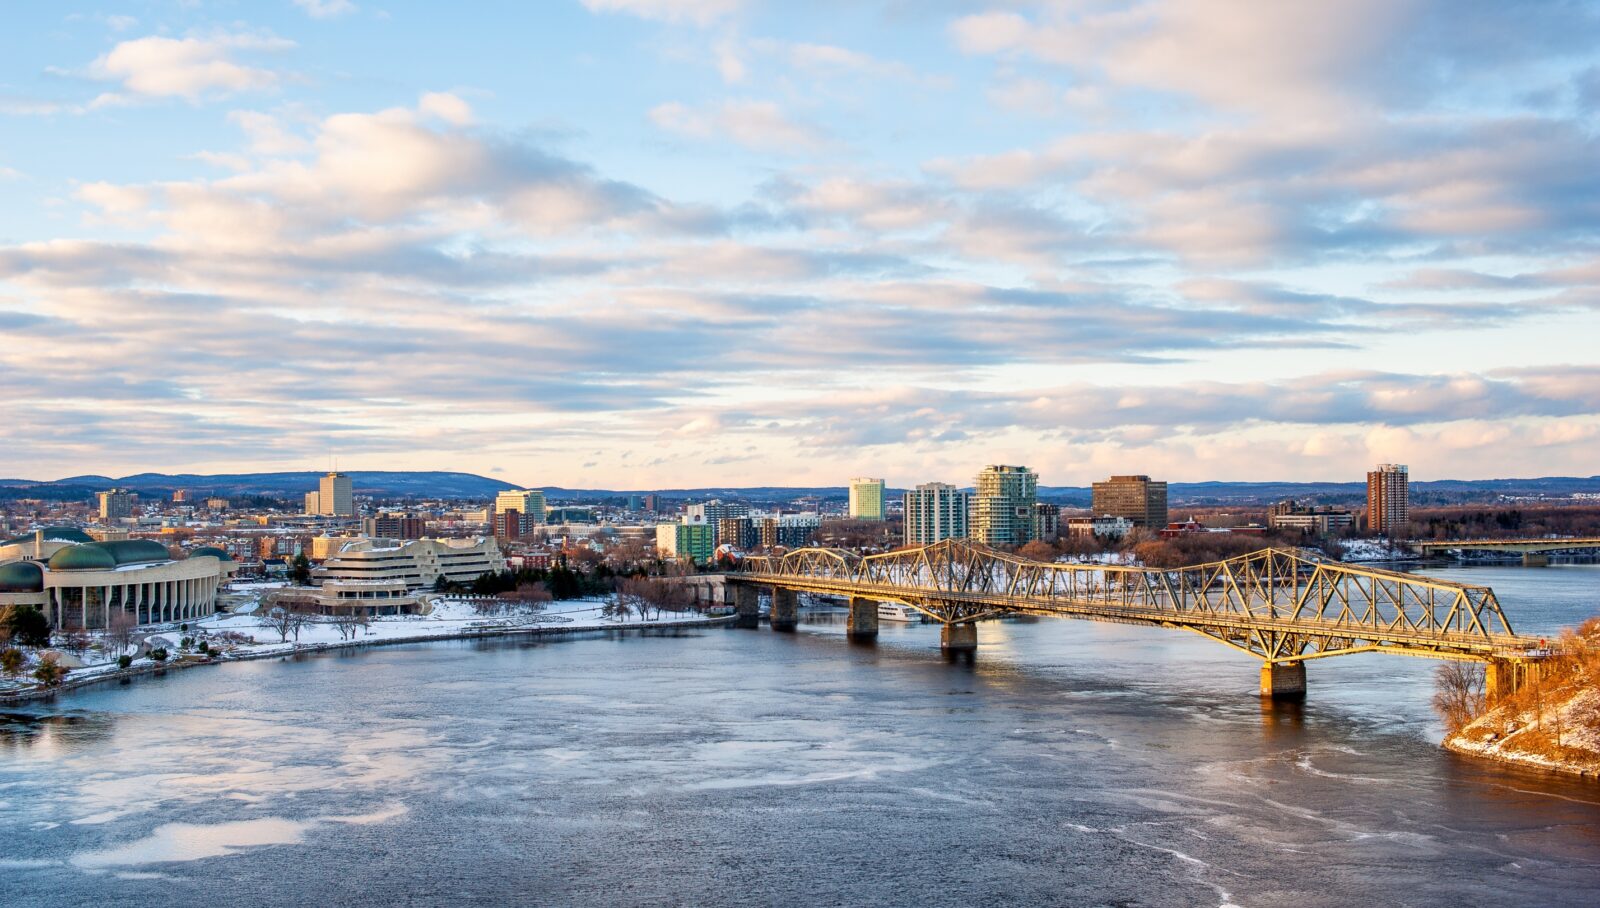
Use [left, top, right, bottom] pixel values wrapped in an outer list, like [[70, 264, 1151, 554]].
[[0, 613, 737, 707], [1442, 735, 1600, 781]]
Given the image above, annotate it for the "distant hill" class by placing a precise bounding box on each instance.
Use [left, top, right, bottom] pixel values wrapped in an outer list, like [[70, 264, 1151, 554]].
[[0, 471, 519, 500], [1, 472, 1596, 506]]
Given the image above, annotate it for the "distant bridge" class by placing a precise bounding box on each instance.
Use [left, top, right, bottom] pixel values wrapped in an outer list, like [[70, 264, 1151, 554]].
[[710, 539, 1547, 700], [1407, 536, 1600, 562]]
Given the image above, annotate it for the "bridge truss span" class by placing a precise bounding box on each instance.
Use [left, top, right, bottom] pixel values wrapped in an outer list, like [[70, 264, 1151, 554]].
[[738, 539, 1536, 664]]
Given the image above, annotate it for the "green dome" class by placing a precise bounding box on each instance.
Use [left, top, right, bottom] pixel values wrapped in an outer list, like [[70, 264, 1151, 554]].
[[100, 539, 172, 565], [190, 546, 232, 561], [2, 526, 93, 547], [0, 560, 44, 593], [48, 545, 117, 571], [45, 539, 170, 571]]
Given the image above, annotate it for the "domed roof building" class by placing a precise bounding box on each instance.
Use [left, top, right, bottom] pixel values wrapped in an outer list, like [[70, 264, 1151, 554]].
[[0, 526, 97, 565], [1, 537, 228, 629], [0, 560, 44, 593]]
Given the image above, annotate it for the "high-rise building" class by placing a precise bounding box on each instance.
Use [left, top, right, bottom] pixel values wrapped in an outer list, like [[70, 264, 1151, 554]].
[[642, 494, 660, 513], [970, 465, 1038, 547], [848, 478, 886, 521], [97, 489, 133, 521], [316, 472, 355, 517], [717, 516, 758, 550], [1367, 464, 1409, 536], [1032, 503, 1061, 542], [655, 522, 715, 563], [756, 514, 821, 549], [495, 490, 546, 534], [903, 482, 970, 545], [494, 508, 522, 540], [1091, 475, 1168, 528]]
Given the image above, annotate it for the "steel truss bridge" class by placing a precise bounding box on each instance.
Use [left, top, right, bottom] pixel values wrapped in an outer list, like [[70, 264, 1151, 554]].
[[732, 539, 1546, 697]]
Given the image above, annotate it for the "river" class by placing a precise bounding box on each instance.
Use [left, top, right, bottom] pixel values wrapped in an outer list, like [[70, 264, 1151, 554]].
[[2, 564, 1598, 906]]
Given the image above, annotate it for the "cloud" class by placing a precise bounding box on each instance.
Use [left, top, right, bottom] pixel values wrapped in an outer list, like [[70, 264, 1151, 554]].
[[87, 32, 294, 102], [649, 100, 826, 152], [580, 0, 740, 26], [294, 0, 358, 18]]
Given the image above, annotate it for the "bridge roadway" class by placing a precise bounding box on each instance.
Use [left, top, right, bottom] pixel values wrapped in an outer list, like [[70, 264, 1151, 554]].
[[1408, 536, 1600, 562], [704, 539, 1549, 701]]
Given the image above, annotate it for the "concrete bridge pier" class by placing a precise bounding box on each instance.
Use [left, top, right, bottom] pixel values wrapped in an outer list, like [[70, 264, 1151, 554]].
[[846, 597, 878, 641], [1486, 657, 1543, 699], [1259, 661, 1307, 700], [770, 587, 798, 632], [940, 622, 977, 652], [1522, 552, 1550, 567], [733, 584, 761, 629]]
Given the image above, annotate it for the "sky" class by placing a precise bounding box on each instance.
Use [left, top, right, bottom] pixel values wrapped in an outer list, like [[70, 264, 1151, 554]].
[[1, 0, 1598, 490]]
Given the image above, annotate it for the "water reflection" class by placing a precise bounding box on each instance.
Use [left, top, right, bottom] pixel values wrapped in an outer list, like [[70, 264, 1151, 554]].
[[0, 574, 1596, 906]]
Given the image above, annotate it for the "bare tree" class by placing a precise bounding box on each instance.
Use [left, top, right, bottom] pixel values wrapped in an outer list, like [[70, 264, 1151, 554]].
[[616, 577, 693, 621], [264, 601, 312, 643], [105, 610, 139, 658], [332, 608, 369, 641], [1432, 662, 1486, 732]]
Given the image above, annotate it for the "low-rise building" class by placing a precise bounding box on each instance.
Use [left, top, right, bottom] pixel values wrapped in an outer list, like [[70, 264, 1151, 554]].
[[1066, 515, 1135, 540], [0, 538, 234, 629], [311, 537, 506, 590]]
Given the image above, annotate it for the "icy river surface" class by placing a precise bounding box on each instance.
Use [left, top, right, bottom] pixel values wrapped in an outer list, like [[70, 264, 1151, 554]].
[[3, 564, 1600, 906]]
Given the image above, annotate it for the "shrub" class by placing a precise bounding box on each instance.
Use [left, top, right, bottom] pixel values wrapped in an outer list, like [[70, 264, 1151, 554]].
[[33, 654, 67, 687], [117, 654, 133, 669], [197, 641, 209, 654], [149, 647, 169, 663]]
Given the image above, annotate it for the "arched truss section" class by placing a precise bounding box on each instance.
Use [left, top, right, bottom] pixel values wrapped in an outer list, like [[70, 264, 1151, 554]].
[[738, 539, 1534, 662]]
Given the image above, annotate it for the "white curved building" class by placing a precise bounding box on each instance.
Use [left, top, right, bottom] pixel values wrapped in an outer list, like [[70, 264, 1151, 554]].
[[0, 536, 235, 629]]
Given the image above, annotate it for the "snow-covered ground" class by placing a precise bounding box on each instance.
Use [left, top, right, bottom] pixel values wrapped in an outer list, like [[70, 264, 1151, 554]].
[[1339, 538, 1420, 562], [0, 596, 723, 700]]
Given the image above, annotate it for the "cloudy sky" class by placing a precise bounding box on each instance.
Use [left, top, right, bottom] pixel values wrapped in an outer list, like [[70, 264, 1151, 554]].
[[2, 1, 1598, 489]]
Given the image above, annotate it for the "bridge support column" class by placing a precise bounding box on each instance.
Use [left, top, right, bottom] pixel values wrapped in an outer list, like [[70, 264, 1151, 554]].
[[1259, 661, 1306, 700], [1521, 553, 1550, 567], [770, 587, 798, 632], [733, 584, 761, 629], [940, 622, 977, 652], [1486, 658, 1541, 700], [846, 597, 878, 641]]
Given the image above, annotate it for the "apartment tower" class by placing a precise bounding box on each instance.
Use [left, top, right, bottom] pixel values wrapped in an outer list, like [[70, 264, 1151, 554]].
[[1366, 464, 1409, 536], [970, 465, 1038, 547], [904, 482, 970, 545]]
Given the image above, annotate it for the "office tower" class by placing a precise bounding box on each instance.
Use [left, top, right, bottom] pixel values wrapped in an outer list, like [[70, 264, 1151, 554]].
[[1367, 463, 1409, 536], [1091, 475, 1169, 528], [643, 494, 660, 513], [317, 472, 355, 517], [903, 482, 970, 545], [848, 478, 886, 521], [304, 491, 321, 515], [970, 465, 1038, 546], [97, 489, 133, 521], [495, 490, 547, 535]]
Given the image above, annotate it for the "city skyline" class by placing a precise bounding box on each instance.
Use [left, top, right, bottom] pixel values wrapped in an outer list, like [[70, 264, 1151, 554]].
[[3, 2, 1599, 487]]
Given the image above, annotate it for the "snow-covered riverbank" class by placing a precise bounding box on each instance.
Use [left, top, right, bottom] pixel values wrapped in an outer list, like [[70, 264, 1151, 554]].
[[0, 597, 732, 704]]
